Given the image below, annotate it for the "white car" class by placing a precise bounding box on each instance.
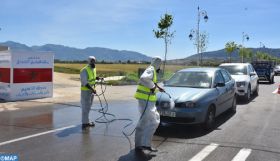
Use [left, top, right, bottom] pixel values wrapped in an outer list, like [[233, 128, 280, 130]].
[[274, 65, 280, 76], [219, 63, 259, 102]]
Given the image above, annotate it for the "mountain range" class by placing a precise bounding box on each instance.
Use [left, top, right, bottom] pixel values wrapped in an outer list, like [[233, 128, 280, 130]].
[[0, 41, 279, 63], [0, 41, 151, 62], [169, 48, 280, 64]]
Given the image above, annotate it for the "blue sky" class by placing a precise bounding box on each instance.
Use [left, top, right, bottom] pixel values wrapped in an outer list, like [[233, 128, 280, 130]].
[[0, 0, 279, 59]]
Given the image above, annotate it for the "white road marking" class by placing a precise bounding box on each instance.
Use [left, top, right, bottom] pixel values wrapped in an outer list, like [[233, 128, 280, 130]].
[[0, 125, 76, 146], [272, 89, 278, 94], [231, 148, 252, 161], [189, 143, 219, 161]]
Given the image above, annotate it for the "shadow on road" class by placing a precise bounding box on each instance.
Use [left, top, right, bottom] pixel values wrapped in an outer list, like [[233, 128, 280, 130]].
[[258, 81, 274, 85], [154, 110, 235, 139], [118, 149, 156, 161], [237, 94, 258, 105]]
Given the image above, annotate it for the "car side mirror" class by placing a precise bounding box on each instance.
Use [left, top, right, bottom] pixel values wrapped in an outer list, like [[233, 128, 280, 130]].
[[250, 72, 256, 76], [215, 82, 225, 87]]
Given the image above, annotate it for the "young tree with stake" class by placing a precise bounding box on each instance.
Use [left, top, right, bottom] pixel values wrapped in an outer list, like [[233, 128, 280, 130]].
[[153, 13, 175, 77]]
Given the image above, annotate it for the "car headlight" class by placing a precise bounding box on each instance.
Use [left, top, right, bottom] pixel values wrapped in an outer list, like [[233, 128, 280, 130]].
[[162, 102, 171, 108], [236, 81, 246, 87], [184, 101, 196, 108], [157, 101, 172, 109]]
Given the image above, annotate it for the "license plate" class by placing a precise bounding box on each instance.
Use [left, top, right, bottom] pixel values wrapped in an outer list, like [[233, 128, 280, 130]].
[[159, 110, 176, 117]]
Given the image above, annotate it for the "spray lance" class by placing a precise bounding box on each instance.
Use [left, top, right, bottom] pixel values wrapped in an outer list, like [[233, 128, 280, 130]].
[[90, 79, 174, 150], [155, 83, 175, 110]]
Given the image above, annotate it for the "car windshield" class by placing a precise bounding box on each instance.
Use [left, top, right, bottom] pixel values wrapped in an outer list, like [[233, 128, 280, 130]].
[[220, 65, 247, 75], [164, 71, 212, 88]]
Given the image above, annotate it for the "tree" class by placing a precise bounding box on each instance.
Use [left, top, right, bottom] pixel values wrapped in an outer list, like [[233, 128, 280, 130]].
[[198, 32, 209, 65], [238, 45, 248, 63], [256, 51, 264, 61], [244, 48, 253, 62], [263, 53, 269, 60], [225, 41, 237, 63], [153, 13, 175, 76]]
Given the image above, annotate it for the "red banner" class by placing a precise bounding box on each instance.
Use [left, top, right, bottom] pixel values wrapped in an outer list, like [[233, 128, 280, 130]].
[[13, 68, 52, 83], [0, 68, 10, 83]]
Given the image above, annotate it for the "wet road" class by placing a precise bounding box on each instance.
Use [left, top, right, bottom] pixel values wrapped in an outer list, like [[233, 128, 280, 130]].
[[0, 77, 280, 161]]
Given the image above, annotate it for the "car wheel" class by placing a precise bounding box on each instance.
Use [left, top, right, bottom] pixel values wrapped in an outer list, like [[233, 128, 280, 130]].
[[202, 106, 215, 130], [244, 85, 251, 102], [271, 76, 274, 84], [230, 95, 237, 113], [253, 83, 259, 96]]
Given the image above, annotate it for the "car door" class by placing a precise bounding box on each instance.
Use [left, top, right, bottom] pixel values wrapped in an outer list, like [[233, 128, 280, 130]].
[[213, 70, 227, 116], [220, 69, 235, 111]]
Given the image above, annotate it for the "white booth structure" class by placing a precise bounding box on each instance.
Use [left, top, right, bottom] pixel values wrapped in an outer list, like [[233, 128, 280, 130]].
[[0, 47, 54, 101]]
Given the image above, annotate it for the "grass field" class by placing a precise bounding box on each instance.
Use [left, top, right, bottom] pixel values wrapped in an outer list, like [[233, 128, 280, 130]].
[[54, 63, 194, 85], [54, 63, 192, 76]]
